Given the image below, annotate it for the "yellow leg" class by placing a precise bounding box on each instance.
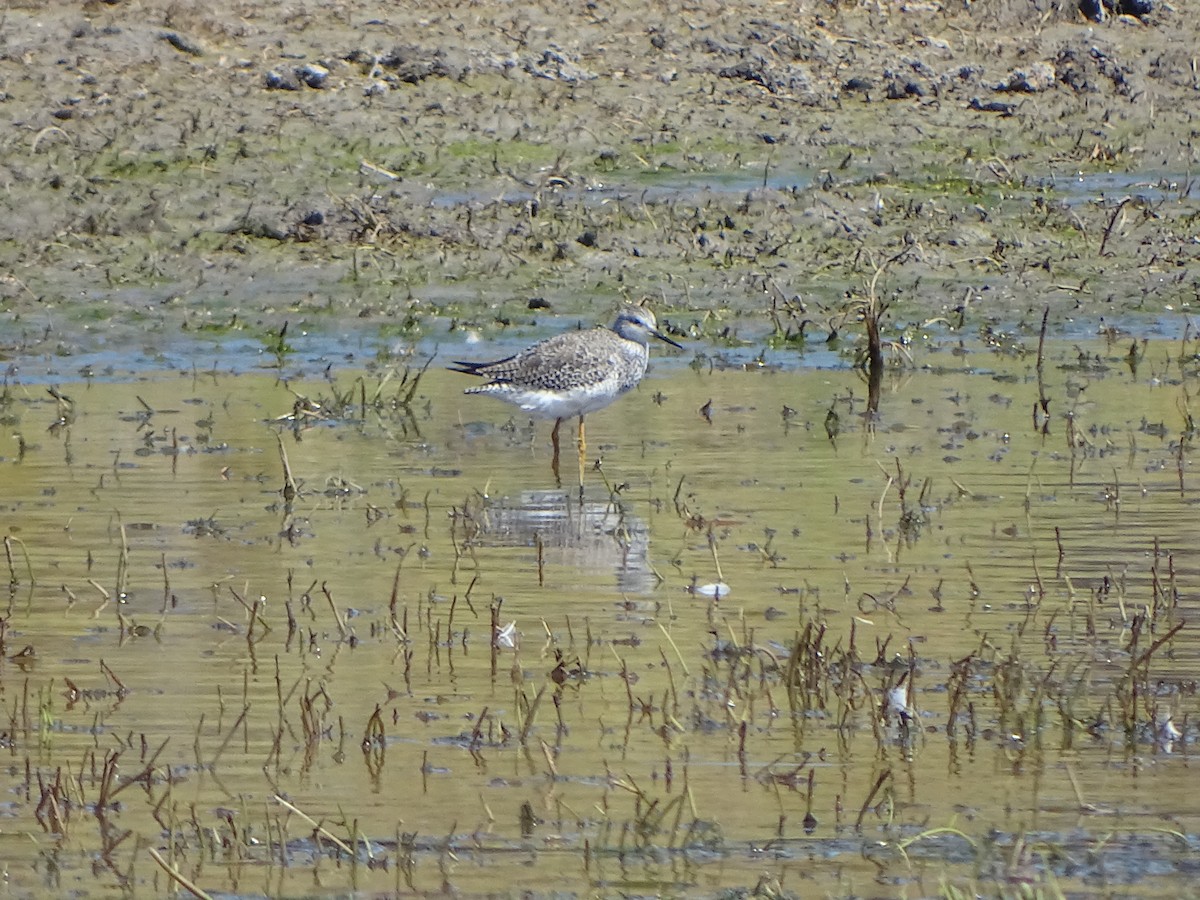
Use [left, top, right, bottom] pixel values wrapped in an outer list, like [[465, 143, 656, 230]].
[[550, 418, 562, 485], [577, 415, 586, 486]]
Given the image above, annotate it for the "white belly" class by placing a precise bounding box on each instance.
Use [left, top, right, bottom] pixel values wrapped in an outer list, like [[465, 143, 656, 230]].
[[509, 384, 631, 420]]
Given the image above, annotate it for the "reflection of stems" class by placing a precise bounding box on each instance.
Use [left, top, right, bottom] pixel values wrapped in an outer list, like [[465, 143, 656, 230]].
[[1033, 306, 1051, 435], [209, 705, 251, 768], [875, 464, 894, 535], [707, 525, 724, 582], [862, 264, 890, 416]]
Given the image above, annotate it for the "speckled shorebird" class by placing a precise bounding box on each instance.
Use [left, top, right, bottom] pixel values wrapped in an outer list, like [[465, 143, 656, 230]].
[[449, 306, 682, 482]]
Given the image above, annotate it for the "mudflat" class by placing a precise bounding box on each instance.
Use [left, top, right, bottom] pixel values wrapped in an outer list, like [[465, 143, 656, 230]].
[[1, 0, 1194, 355]]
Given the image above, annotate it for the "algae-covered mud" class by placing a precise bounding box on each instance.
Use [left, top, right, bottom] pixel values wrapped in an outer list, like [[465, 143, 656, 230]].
[[4, 1, 1200, 897], [2, 0, 1199, 357]]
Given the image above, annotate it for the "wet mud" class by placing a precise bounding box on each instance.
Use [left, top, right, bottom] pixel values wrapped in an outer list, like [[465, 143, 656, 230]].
[[3, 1, 1200, 897], [2, 0, 1198, 363]]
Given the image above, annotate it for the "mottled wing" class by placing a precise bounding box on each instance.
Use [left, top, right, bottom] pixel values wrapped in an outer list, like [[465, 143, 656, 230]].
[[454, 328, 619, 392]]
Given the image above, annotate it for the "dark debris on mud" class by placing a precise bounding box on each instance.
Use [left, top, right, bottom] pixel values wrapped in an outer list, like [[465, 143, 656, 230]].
[[0, 0, 1197, 366]]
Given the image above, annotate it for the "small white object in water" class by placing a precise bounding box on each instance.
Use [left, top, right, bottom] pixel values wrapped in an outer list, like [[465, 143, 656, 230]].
[[1155, 714, 1182, 744], [696, 582, 730, 599], [495, 621, 518, 649], [885, 684, 915, 724]]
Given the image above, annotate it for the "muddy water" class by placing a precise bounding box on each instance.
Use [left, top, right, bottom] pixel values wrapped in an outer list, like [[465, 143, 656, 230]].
[[1, 337, 1198, 897]]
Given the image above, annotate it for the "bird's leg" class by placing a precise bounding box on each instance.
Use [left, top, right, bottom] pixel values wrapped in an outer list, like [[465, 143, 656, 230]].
[[551, 418, 562, 484], [577, 415, 587, 487]]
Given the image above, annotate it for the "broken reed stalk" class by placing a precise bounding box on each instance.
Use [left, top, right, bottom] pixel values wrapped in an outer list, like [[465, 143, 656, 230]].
[[227, 586, 271, 636], [1132, 619, 1186, 672], [298, 681, 327, 746], [539, 738, 559, 778], [159, 551, 170, 613], [116, 523, 129, 599], [854, 768, 892, 831], [274, 794, 355, 856], [894, 825, 978, 855], [394, 355, 435, 407], [362, 704, 385, 753], [489, 599, 501, 679], [4, 535, 34, 587], [95, 738, 170, 812], [707, 524, 724, 582], [946, 649, 979, 739], [656, 623, 691, 677], [34, 768, 68, 834], [468, 706, 488, 749], [148, 847, 214, 900], [804, 769, 818, 831], [321, 582, 349, 637], [657, 648, 682, 725], [388, 560, 406, 637], [518, 685, 546, 743], [462, 573, 479, 616], [209, 705, 251, 768], [1098, 196, 1131, 257], [276, 433, 298, 501], [615, 650, 635, 712], [100, 659, 126, 694]]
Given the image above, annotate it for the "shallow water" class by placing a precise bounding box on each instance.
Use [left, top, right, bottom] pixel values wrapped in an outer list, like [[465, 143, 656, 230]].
[[1, 335, 1199, 897]]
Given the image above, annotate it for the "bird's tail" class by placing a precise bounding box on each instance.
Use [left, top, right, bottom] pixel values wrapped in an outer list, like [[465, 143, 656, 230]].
[[446, 360, 488, 376]]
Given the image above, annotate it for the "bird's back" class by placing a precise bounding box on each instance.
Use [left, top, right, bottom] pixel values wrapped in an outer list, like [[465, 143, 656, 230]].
[[463, 327, 642, 393], [452, 325, 650, 419]]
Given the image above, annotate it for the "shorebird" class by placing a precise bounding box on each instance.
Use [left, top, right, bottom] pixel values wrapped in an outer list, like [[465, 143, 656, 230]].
[[449, 306, 682, 482]]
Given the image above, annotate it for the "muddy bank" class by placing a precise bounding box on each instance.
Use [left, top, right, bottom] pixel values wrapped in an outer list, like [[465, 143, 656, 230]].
[[1, 0, 1197, 365]]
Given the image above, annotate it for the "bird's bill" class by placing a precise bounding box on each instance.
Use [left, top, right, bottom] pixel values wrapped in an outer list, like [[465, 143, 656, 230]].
[[653, 329, 684, 350]]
